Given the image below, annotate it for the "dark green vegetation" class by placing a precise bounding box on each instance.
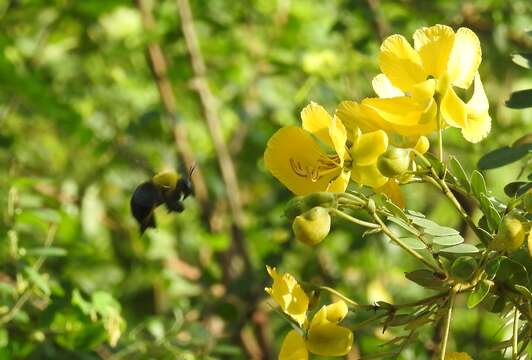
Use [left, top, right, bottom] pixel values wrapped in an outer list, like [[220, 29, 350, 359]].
[[0, 0, 530, 359]]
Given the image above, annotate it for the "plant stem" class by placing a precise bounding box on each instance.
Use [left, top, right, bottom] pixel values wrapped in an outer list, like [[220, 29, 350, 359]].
[[512, 307, 519, 360], [439, 290, 456, 360], [372, 212, 443, 274], [318, 286, 376, 310], [330, 209, 380, 229]]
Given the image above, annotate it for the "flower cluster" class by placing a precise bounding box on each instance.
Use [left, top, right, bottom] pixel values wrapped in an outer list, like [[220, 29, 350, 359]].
[[264, 25, 490, 199], [265, 266, 353, 359]]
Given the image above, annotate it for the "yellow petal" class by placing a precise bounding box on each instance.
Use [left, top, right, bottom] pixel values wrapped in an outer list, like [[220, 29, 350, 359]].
[[378, 180, 405, 209], [301, 102, 333, 147], [372, 73, 404, 98], [352, 130, 389, 166], [461, 74, 491, 143], [324, 300, 349, 323], [279, 330, 308, 360], [351, 163, 389, 189], [326, 170, 351, 193], [410, 79, 436, 105], [306, 323, 353, 357], [414, 136, 430, 154], [336, 100, 381, 137], [329, 115, 347, 163], [361, 97, 437, 136], [467, 73, 489, 115], [447, 28, 481, 89], [441, 88, 467, 128], [264, 126, 341, 195], [413, 25, 455, 79], [265, 266, 309, 326], [462, 111, 491, 143], [445, 352, 474, 360], [379, 34, 427, 92]]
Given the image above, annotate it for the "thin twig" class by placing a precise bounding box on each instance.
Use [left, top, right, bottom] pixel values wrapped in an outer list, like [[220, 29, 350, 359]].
[[136, 0, 210, 220], [176, 0, 250, 269]]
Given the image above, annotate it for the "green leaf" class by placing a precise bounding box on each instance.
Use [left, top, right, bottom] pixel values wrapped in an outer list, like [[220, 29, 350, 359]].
[[511, 52, 532, 69], [477, 144, 531, 170], [405, 210, 425, 218], [438, 243, 480, 254], [448, 156, 471, 192], [397, 237, 427, 250], [467, 280, 491, 309], [450, 256, 477, 282], [24, 267, 51, 296], [383, 200, 409, 222], [423, 153, 444, 176], [423, 226, 459, 237], [405, 269, 447, 290], [408, 216, 459, 236], [471, 170, 487, 200], [506, 89, 532, 109], [485, 258, 502, 280], [496, 257, 529, 288], [432, 234, 464, 246], [504, 181, 532, 197], [479, 194, 501, 232], [25, 247, 67, 257], [387, 216, 419, 235]]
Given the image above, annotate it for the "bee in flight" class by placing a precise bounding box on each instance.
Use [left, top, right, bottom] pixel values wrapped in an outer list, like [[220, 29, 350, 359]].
[[130, 168, 194, 234]]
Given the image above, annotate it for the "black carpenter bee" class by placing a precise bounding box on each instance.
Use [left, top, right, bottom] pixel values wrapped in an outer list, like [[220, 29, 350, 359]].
[[130, 168, 194, 234]]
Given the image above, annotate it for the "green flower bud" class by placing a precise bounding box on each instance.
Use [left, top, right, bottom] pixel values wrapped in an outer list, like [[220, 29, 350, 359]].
[[292, 207, 331, 246], [450, 256, 477, 282], [285, 196, 307, 220], [490, 216, 525, 252], [377, 147, 411, 178]]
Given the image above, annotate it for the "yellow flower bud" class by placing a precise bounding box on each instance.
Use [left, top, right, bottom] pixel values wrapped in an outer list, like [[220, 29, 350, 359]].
[[292, 207, 331, 246], [377, 147, 411, 178], [490, 216, 525, 252]]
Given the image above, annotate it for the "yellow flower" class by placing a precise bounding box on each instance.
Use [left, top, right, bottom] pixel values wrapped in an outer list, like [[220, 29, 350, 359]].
[[264, 102, 351, 195], [445, 352, 473, 360], [339, 24, 490, 143], [265, 266, 309, 326], [278, 300, 353, 359]]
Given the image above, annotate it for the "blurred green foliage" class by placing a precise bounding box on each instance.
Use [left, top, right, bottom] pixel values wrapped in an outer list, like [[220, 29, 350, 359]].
[[0, 0, 530, 359]]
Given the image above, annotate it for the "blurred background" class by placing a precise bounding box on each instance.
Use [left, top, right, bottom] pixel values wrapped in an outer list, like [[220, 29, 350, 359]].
[[0, 0, 530, 359]]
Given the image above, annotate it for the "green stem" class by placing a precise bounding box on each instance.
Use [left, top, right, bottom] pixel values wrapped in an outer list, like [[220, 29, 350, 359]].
[[512, 307, 519, 360], [318, 286, 376, 310], [372, 212, 443, 274], [439, 290, 456, 360], [330, 209, 380, 229]]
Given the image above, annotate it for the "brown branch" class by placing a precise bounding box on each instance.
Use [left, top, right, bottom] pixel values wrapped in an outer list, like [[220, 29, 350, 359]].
[[365, 0, 390, 41], [136, 0, 210, 221], [176, 0, 251, 271]]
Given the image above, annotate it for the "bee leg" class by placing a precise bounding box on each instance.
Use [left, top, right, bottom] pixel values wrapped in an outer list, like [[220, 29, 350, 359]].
[[165, 200, 185, 213]]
